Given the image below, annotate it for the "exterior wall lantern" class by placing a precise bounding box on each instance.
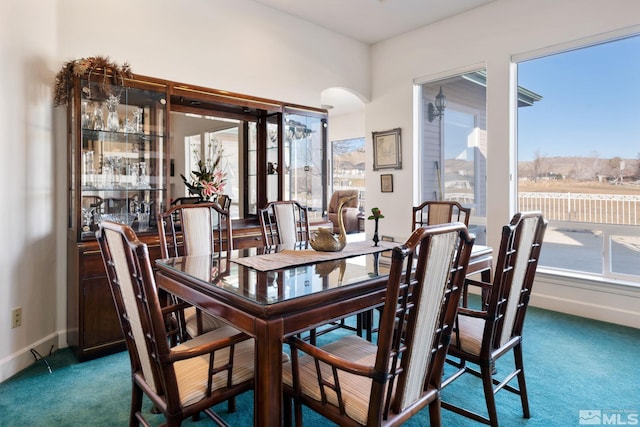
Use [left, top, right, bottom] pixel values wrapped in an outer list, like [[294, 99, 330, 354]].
[[428, 86, 447, 122]]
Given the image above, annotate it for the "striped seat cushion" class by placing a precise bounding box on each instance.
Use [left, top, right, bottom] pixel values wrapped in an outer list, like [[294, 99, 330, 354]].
[[172, 325, 254, 407], [283, 334, 378, 425], [451, 314, 484, 356], [183, 306, 228, 337]]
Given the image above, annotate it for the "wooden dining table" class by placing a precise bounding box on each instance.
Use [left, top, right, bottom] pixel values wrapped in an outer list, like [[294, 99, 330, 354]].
[[154, 240, 493, 426]]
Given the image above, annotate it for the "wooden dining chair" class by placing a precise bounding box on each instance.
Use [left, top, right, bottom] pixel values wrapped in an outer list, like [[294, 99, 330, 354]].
[[413, 200, 471, 230], [283, 222, 475, 427], [215, 194, 232, 211], [97, 221, 255, 427], [441, 211, 547, 427], [259, 200, 310, 246], [158, 202, 232, 338]]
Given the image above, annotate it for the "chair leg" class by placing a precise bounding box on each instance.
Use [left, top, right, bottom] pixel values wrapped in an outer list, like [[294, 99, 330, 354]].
[[481, 363, 499, 427], [429, 398, 442, 427], [227, 396, 237, 413], [294, 397, 304, 427], [283, 394, 293, 427], [130, 383, 144, 427], [514, 345, 530, 418]]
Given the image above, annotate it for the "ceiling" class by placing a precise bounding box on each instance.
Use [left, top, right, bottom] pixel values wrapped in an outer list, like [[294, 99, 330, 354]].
[[250, 0, 496, 45], [250, 0, 496, 116]]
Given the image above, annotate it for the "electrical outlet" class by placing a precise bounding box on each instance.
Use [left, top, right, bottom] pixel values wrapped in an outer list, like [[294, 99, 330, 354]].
[[11, 307, 22, 328]]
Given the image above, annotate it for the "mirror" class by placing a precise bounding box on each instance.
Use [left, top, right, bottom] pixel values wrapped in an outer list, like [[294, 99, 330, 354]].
[[170, 111, 243, 218]]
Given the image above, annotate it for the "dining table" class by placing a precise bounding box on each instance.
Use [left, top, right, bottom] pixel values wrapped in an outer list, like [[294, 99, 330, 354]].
[[154, 239, 493, 426]]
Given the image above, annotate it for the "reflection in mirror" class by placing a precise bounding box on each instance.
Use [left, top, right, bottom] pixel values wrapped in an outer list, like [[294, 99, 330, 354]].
[[170, 112, 242, 218]]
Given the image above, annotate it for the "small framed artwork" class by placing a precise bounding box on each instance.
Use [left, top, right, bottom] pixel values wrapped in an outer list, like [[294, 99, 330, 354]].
[[380, 174, 394, 193], [372, 128, 402, 170]]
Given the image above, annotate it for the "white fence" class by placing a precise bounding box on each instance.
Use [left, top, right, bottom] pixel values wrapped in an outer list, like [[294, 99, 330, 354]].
[[519, 192, 640, 225]]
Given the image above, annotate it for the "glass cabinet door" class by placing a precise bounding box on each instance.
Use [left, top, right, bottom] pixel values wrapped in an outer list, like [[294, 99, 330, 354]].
[[283, 111, 327, 220], [70, 78, 167, 241]]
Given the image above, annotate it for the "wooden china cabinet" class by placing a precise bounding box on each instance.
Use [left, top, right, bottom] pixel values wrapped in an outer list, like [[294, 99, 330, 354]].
[[66, 73, 169, 360], [65, 71, 329, 361]]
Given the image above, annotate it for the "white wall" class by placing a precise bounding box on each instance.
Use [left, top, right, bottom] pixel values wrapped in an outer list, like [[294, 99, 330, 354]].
[[56, 0, 370, 109], [328, 111, 366, 146], [365, 0, 640, 327], [0, 0, 61, 381]]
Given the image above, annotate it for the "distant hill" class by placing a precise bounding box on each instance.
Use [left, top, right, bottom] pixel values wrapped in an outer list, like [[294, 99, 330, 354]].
[[518, 156, 639, 182], [334, 149, 365, 170]]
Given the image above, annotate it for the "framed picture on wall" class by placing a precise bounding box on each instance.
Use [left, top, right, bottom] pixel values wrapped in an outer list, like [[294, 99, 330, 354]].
[[372, 128, 402, 170], [380, 174, 393, 192]]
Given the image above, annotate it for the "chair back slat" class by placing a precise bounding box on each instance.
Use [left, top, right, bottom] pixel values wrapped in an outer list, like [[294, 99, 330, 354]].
[[499, 215, 538, 346], [158, 202, 232, 259], [182, 207, 215, 256], [485, 212, 547, 350], [259, 200, 310, 246], [274, 203, 298, 245], [373, 222, 474, 417], [99, 223, 172, 396], [413, 200, 471, 230], [398, 230, 460, 409]]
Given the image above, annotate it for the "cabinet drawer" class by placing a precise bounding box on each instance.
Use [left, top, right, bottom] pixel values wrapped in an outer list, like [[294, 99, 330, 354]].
[[81, 276, 123, 349], [78, 236, 162, 279], [80, 249, 107, 279]]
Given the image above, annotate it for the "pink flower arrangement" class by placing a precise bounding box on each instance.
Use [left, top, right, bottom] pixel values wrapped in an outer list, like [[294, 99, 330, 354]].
[[180, 141, 227, 200]]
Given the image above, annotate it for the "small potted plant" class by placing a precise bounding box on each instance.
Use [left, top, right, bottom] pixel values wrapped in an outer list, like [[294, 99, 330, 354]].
[[367, 207, 384, 246]]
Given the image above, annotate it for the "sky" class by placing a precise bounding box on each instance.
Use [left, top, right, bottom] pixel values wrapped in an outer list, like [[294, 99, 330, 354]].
[[517, 34, 640, 161]]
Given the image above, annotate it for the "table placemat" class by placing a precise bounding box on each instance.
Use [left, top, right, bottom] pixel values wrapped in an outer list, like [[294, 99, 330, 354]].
[[232, 240, 397, 272]]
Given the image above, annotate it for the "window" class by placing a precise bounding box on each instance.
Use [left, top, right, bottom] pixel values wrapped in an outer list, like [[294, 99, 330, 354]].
[[284, 113, 327, 219], [516, 34, 640, 282], [331, 137, 365, 210], [418, 71, 488, 244]]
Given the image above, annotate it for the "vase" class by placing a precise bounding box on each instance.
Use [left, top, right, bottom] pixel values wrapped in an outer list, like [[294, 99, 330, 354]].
[[106, 95, 120, 132], [372, 218, 380, 246], [92, 103, 104, 130]]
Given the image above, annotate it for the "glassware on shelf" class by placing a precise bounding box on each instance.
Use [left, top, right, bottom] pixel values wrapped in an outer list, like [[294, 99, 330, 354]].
[[137, 212, 150, 231], [140, 200, 153, 214], [132, 108, 143, 133], [138, 161, 148, 187], [123, 107, 143, 133], [108, 155, 123, 187], [82, 150, 95, 188], [101, 162, 112, 188], [106, 95, 120, 132], [92, 103, 104, 130], [101, 155, 122, 188], [81, 207, 94, 232], [130, 162, 139, 187], [81, 101, 91, 129]]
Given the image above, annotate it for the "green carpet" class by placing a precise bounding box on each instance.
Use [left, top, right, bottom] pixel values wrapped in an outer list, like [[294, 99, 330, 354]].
[[1, 305, 638, 426]]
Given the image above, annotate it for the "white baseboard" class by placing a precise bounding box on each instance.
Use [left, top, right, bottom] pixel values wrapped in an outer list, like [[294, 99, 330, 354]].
[[531, 292, 640, 328], [465, 270, 640, 328], [0, 332, 65, 383], [531, 272, 640, 329]]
